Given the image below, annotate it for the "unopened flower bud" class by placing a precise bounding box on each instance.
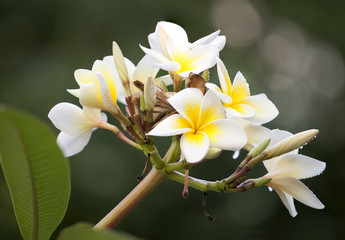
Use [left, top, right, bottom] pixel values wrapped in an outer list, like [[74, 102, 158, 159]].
[[144, 76, 156, 111]]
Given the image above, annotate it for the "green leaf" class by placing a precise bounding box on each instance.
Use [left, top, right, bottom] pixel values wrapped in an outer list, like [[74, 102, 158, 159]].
[[0, 106, 70, 240], [57, 223, 141, 240]]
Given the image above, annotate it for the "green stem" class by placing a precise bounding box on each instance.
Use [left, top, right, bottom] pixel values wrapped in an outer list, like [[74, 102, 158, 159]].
[[94, 168, 166, 229]]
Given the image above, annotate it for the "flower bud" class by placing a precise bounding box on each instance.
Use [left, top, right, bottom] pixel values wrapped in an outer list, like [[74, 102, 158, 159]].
[[144, 76, 157, 111]]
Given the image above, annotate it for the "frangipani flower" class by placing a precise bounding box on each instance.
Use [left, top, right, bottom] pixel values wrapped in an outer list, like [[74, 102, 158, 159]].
[[262, 130, 325, 217], [206, 59, 278, 124], [48, 102, 107, 157], [140, 21, 225, 78], [67, 57, 126, 113], [103, 55, 172, 94], [147, 88, 247, 163]]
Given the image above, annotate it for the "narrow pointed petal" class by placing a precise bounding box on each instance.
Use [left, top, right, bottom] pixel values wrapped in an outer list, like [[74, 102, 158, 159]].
[[48, 103, 93, 135], [190, 30, 220, 48], [231, 71, 250, 102], [271, 186, 297, 217], [96, 73, 118, 112], [200, 119, 247, 150], [205, 83, 232, 104], [57, 131, 92, 157], [240, 94, 279, 124], [74, 69, 92, 86], [225, 104, 256, 118], [216, 58, 232, 95], [167, 88, 203, 128], [269, 154, 326, 179], [79, 83, 103, 109], [140, 44, 170, 64], [147, 114, 192, 137], [210, 35, 226, 51], [148, 33, 160, 51], [67, 89, 80, 98], [181, 131, 210, 163], [270, 177, 325, 209], [198, 90, 225, 128]]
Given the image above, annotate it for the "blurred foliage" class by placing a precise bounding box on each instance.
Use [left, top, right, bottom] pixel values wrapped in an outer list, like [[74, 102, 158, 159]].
[[0, 0, 344, 239]]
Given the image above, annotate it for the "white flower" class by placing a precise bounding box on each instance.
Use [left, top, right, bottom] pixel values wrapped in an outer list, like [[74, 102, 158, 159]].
[[147, 88, 247, 163], [206, 59, 278, 124], [262, 130, 325, 217], [103, 55, 172, 94], [140, 21, 225, 77], [67, 57, 126, 112], [48, 103, 107, 157]]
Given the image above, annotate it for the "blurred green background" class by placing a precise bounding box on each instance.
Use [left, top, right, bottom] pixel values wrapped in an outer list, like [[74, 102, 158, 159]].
[[1, 0, 344, 239]]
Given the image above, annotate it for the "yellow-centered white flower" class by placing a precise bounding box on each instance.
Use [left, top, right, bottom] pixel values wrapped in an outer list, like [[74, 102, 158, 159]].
[[67, 57, 126, 113], [48, 103, 107, 157], [262, 130, 325, 217], [140, 21, 225, 78], [147, 88, 247, 163], [206, 59, 278, 124], [103, 55, 172, 94]]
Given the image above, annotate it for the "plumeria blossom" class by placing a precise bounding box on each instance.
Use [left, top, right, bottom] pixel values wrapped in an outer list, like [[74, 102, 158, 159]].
[[261, 130, 325, 217], [67, 57, 126, 113], [147, 88, 247, 163], [206, 59, 278, 124], [140, 21, 225, 78], [103, 55, 172, 94], [48, 102, 107, 157]]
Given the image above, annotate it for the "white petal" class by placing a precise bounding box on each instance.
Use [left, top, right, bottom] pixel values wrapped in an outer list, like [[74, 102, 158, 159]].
[[155, 74, 173, 86], [48, 103, 93, 136], [147, 114, 192, 137], [232, 117, 271, 149], [167, 88, 203, 128], [225, 104, 256, 119], [57, 131, 92, 157], [167, 37, 189, 63], [67, 89, 80, 98], [74, 69, 92, 86], [132, 55, 159, 84], [200, 119, 247, 150], [148, 32, 160, 51], [216, 58, 232, 95], [157, 62, 181, 72], [79, 83, 103, 109], [82, 107, 106, 123], [269, 177, 325, 209], [271, 186, 297, 217], [205, 83, 232, 104], [96, 73, 118, 112], [210, 35, 226, 51], [140, 44, 170, 64], [197, 90, 225, 128], [182, 45, 219, 72], [190, 30, 220, 49], [155, 21, 188, 44], [181, 131, 210, 164], [240, 94, 279, 124], [269, 154, 326, 179], [231, 71, 250, 102], [178, 59, 210, 77]]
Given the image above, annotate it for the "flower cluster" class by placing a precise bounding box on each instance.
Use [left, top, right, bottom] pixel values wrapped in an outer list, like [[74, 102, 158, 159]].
[[49, 21, 325, 218]]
